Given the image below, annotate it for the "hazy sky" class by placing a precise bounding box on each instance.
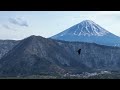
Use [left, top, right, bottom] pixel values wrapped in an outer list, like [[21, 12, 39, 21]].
[[0, 11, 120, 40]]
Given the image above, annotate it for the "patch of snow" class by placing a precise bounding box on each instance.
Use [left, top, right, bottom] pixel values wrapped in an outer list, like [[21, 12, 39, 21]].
[[55, 20, 110, 38], [100, 71, 111, 74], [57, 42, 63, 45], [60, 34, 64, 36], [76, 20, 110, 36], [74, 30, 77, 35]]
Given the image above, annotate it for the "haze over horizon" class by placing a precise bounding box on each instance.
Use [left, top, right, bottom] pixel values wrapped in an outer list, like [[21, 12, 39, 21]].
[[0, 11, 120, 40]]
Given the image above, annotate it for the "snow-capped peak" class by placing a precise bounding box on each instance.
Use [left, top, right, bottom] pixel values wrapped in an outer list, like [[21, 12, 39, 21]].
[[51, 20, 120, 47], [73, 20, 109, 36], [81, 20, 95, 24], [57, 20, 110, 37]]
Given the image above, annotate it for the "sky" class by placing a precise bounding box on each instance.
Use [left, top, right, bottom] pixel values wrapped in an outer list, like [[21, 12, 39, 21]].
[[0, 11, 120, 40]]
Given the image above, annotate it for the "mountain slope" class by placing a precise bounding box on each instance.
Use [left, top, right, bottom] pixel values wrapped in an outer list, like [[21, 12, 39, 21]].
[[57, 40, 120, 70], [51, 20, 120, 47], [0, 35, 88, 76], [1, 35, 120, 76], [0, 40, 19, 59]]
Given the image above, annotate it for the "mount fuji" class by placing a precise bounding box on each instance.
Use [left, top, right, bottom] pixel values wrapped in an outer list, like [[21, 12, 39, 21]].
[[51, 20, 120, 47]]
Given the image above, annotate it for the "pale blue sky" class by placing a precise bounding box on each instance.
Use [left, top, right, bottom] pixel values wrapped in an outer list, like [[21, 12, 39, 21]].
[[0, 11, 120, 40]]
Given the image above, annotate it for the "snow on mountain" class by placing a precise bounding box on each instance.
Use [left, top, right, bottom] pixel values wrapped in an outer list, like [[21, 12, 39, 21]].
[[51, 20, 120, 47]]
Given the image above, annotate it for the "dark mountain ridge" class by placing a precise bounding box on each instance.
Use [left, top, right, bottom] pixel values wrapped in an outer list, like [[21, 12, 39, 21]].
[[0, 35, 88, 76], [0, 35, 120, 76]]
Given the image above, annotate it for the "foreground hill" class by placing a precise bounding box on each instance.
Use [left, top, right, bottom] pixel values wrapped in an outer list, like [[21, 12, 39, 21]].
[[0, 35, 120, 77]]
